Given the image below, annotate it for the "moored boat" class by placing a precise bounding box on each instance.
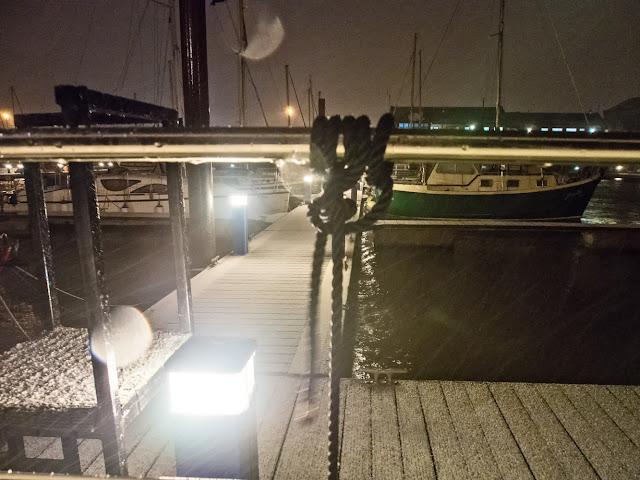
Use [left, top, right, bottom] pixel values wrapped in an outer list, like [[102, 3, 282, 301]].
[[8, 164, 291, 222], [388, 163, 603, 220]]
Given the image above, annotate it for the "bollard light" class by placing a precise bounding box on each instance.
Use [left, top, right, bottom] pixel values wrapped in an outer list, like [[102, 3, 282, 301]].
[[303, 175, 313, 204], [167, 337, 259, 480], [230, 194, 249, 255]]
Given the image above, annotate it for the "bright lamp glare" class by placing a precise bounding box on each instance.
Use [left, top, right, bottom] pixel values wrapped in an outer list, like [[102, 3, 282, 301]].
[[526, 127, 532, 133], [574, 166, 580, 171], [286, 106, 294, 116], [4, 164, 12, 169], [2, 113, 10, 120], [616, 165, 623, 171], [469, 124, 476, 130], [303, 175, 312, 183], [168, 353, 255, 416], [230, 195, 248, 207], [17, 164, 24, 169]]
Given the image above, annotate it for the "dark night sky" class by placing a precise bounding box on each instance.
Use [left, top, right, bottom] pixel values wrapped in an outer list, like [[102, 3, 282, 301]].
[[1, 0, 639, 127]]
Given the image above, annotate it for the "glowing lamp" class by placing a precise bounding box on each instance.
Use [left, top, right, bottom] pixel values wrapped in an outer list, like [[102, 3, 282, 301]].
[[17, 164, 23, 169], [616, 165, 623, 171], [230, 195, 249, 254], [574, 166, 580, 171], [230, 194, 248, 207], [167, 338, 259, 479], [469, 124, 476, 130], [589, 128, 596, 133], [526, 127, 533, 133], [303, 175, 313, 183], [286, 106, 294, 117], [167, 339, 255, 417], [2, 113, 10, 119], [4, 164, 12, 169]]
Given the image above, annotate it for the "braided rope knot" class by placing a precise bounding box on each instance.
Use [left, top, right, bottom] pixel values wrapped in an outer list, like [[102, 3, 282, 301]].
[[307, 113, 395, 235], [304, 113, 394, 480]]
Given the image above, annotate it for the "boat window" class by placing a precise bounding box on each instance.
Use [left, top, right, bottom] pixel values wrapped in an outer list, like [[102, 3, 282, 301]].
[[435, 163, 477, 175], [100, 179, 141, 191], [131, 184, 168, 194], [506, 179, 520, 188], [480, 179, 493, 188], [537, 179, 548, 187]]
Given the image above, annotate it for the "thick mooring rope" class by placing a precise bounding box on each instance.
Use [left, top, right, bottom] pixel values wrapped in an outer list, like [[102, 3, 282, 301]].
[[306, 113, 394, 480]]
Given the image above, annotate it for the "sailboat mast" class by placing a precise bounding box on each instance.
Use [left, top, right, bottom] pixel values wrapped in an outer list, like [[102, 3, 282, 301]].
[[410, 33, 417, 128], [418, 48, 422, 128], [495, 0, 505, 129], [239, 0, 248, 127], [285, 64, 291, 127]]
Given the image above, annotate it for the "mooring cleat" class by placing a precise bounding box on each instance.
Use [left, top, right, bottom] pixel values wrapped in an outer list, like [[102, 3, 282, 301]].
[[362, 368, 408, 385]]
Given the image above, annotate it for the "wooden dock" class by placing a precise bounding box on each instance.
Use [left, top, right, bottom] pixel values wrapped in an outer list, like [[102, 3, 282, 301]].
[[3, 206, 640, 478], [4, 379, 640, 479]]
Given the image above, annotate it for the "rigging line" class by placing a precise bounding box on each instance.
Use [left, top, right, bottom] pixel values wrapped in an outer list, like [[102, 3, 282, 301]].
[[116, 0, 152, 93], [225, 0, 242, 45], [541, 0, 590, 126], [419, 0, 462, 98], [158, 14, 172, 106], [73, 0, 98, 85], [246, 64, 270, 126], [11, 265, 84, 301], [0, 292, 30, 341], [289, 72, 307, 127], [245, 4, 286, 111], [116, 0, 138, 92]]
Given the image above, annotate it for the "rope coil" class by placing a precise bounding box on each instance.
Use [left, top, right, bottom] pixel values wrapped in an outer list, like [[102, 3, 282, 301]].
[[305, 113, 394, 480]]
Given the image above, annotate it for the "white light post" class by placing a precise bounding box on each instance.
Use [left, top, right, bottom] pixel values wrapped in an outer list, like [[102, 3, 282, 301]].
[[303, 175, 313, 204], [230, 194, 249, 255], [167, 338, 258, 479]]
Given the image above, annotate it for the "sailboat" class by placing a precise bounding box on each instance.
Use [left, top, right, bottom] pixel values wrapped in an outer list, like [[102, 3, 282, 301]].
[[386, 0, 603, 220]]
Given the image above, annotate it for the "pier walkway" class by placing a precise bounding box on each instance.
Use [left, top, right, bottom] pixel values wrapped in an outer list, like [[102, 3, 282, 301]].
[[3, 206, 640, 478]]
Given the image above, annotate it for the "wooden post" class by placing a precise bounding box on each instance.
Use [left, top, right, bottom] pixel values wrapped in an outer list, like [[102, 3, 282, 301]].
[[69, 162, 128, 476], [23, 162, 60, 330], [166, 162, 193, 333]]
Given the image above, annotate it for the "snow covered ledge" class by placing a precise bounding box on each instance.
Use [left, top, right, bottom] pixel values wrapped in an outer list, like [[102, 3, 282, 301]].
[[0, 327, 189, 433]]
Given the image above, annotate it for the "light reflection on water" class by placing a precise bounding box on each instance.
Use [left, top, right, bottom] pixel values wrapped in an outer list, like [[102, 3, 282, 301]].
[[353, 178, 640, 384]]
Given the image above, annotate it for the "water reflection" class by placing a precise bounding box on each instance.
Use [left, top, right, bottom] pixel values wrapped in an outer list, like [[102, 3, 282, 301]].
[[354, 179, 640, 384]]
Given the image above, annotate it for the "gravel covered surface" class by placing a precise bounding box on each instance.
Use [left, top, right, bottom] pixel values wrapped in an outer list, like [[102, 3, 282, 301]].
[[0, 327, 189, 411]]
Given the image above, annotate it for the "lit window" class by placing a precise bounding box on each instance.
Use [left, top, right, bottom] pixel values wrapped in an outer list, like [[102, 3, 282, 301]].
[[566, 128, 577, 132], [499, 127, 504, 131], [431, 126, 439, 130], [552, 128, 563, 132], [484, 127, 490, 131], [579, 128, 585, 131], [464, 126, 470, 130], [541, 128, 549, 132]]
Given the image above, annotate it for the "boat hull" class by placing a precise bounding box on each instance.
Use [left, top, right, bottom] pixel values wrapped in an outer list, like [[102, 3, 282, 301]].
[[388, 175, 602, 220]]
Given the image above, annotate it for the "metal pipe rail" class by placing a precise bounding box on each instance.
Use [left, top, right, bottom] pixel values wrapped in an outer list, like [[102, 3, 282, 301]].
[[2, 129, 640, 164]]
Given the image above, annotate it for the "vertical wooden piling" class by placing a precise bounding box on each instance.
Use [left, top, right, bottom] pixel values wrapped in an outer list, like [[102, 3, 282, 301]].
[[23, 162, 60, 330], [69, 162, 128, 477], [166, 162, 193, 333]]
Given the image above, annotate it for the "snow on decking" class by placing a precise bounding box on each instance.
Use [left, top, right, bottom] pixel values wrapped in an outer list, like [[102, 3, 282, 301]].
[[0, 327, 189, 410]]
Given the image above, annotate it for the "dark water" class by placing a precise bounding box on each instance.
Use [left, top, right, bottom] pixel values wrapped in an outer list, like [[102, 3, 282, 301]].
[[353, 178, 640, 385]]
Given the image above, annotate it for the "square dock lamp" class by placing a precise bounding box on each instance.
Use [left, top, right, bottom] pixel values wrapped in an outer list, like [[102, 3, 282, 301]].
[[167, 337, 258, 480], [230, 194, 249, 255], [303, 175, 313, 204]]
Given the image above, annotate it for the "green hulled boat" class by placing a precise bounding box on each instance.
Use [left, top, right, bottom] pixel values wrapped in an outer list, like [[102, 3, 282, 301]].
[[387, 163, 602, 220]]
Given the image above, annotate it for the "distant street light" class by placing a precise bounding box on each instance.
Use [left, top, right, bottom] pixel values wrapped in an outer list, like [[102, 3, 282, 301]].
[[303, 175, 313, 204]]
